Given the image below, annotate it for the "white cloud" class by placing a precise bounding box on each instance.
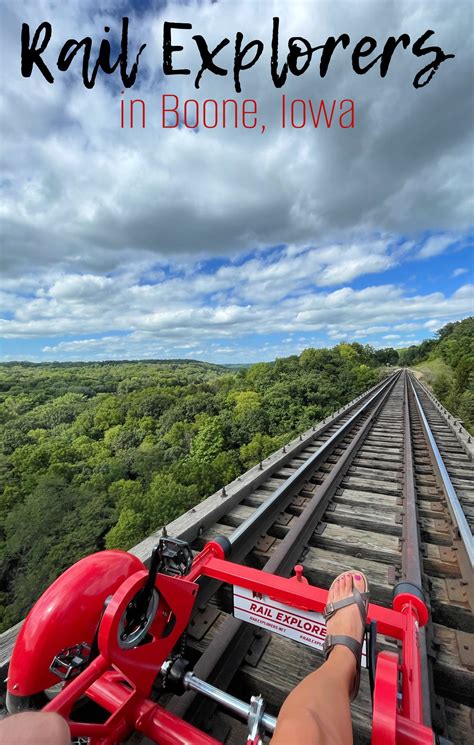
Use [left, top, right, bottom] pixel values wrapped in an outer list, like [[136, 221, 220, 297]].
[[394, 322, 421, 331], [1, 1, 473, 363], [417, 234, 459, 259], [1, 248, 472, 360], [451, 267, 469, 278], [47, 275, 114, 300], [1, 1, 473, 278]]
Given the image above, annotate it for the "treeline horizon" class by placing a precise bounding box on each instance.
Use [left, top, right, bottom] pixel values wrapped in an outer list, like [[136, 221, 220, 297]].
[[0, 317, 471, 631], [1, 321, 468, 369]]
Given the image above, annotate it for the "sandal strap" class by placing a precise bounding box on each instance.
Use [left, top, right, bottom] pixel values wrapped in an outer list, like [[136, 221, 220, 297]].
[[323, 634, 363, 702], [323, 587, 369, 623], [322, 634, 362, 662]]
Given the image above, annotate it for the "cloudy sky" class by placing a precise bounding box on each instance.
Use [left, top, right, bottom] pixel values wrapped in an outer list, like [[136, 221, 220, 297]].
[[1, 0, 472, 364]]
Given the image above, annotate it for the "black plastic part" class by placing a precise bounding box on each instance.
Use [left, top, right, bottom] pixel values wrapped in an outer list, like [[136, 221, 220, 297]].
[[393, 580, 425, 604], [213, 534, 232, 558], [166, 657, 192, 695], [368, 620, 377, 708], [158, 537, 194, 577], [89, 594, 113, 663], [50, 642, 91, 681], [128, 537, 193, 633], [123, 544, 161, 633]]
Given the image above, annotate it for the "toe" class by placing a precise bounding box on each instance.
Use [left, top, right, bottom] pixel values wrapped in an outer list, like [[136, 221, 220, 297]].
[[352, 572, 366, 595], [341, 574, 350, 596]]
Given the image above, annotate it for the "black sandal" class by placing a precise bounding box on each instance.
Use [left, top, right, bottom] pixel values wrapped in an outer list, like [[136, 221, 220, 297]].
[[322, 571, 370, 701]]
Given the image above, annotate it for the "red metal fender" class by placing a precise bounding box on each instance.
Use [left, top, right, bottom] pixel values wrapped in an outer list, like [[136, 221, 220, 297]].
[[372, 650, 398, 745], [7, 550, 144, 699]]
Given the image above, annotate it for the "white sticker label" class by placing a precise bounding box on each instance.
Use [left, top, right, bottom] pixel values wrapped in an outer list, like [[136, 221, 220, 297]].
[[233, 586, 367, 665]]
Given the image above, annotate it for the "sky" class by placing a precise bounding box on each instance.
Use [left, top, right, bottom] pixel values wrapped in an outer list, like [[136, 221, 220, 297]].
[[0, 0, 473, 364]]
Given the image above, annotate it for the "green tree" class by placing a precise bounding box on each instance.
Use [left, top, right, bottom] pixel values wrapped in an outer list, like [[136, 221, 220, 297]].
[[231, 390, 261, 417], [94, 396, 122, 431], [105, 508, 146, 550], [146, 473, 195, 526], [191, 417, 224, 463], [433, 374, 451, 401], [240, 433, 275, 469], [163, 420, 193, 452]]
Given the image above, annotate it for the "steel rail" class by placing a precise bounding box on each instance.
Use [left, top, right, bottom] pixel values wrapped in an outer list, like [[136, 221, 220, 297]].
[[194, 371, 401, 609], [402, 371, 432, 727], [229, 372, 400, 552], [409, 376, 474, 569], [170, 372, 400, 726], [262, 371, 400, 577], [413, 375, 473, 455]]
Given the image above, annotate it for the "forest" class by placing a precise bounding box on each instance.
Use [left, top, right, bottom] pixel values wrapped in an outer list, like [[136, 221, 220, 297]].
[[399, 316, 473, 431], [0, 344, 384, 631], [0, 317, 472, 632]]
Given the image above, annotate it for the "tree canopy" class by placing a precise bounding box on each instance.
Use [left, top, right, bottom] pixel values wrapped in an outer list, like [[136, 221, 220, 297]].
[[400, 317, 473, 431], [0, 348, 388, 630]]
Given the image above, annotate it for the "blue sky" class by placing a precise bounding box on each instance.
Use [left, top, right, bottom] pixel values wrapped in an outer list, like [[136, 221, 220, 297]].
[[1, 1, 473, 363]]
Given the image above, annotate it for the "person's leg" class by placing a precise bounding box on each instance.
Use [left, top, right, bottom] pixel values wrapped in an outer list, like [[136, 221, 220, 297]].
[[271, 572, 366, 745], [0, 711, 70, 745]]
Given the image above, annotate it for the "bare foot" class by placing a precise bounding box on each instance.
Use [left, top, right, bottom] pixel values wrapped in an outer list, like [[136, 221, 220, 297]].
[[326, 572, 366, 643], [0, 712, 70, 745], [325, 572, 367, 687]]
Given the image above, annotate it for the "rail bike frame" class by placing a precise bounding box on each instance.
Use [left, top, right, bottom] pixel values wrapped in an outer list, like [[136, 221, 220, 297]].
[[37, 539, 434, 745]]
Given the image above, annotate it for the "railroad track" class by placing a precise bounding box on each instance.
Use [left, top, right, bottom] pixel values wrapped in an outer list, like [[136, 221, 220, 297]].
[[1, 369, 473, 744], [151, 370, 473, 745]]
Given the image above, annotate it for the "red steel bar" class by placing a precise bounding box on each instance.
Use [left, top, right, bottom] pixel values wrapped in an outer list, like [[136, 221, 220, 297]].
[[38, 540, 433, 745], [198, 555, 407, 638]]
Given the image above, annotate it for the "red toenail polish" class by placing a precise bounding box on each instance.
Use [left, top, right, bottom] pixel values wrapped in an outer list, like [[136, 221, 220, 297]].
[[354, 574, 361, 580]]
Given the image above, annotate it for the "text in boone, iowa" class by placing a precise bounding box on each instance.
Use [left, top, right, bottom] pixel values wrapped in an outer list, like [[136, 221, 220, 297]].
[[120, 94, 355, 130]]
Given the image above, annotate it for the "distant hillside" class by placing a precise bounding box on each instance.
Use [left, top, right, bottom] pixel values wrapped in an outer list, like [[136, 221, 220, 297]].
[[1, 358, 226, 370], [400, 317, 474, 432]]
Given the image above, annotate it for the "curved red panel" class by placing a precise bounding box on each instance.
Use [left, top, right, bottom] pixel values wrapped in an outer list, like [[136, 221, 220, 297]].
[[8, 550, 144, 697]]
